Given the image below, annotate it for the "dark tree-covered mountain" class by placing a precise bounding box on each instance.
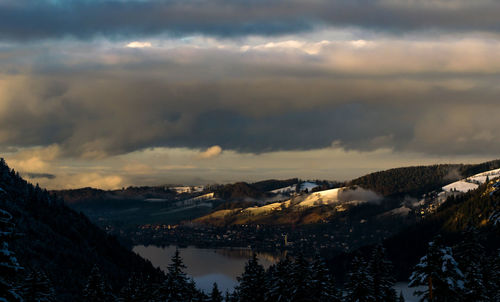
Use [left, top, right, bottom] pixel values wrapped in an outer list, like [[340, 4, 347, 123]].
[[350, 160, 500, 197], [251, 178, 299, 192], [0, 206, 23, 301], [356, 177, 500, 281], [323, 175, 500, 287], [54, 186, 176, 204], [0, 158, 163, 300], [212, 182, 266, 200]]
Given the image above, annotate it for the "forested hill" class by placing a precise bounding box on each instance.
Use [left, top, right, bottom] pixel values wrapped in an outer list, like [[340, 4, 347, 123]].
[[349, 159, 500, 197], [381, 177, 500, 280], [0, 158, 163, 300]]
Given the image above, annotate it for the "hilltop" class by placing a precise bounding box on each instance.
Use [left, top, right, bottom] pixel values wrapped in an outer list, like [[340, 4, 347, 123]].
[[194, 160, 500, 227]]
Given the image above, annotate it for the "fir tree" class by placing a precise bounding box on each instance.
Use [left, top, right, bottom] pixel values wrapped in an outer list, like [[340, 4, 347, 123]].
[[20, 269, 56, 302], [156, 249, 191, 302], [118, 273, 153, 302], [309, 254, 341, 302], [483, 249, 500, 301], [186, 278, 206, 302], [398, 291, 405, 302], [290, 253, 312, 302], [265, 257, 294, 302], [409, 238, 464, 302], [82, 265, 115, 302], [210, 282, 223, 302], [235, 253, 267, 302], [0, 208, 22, 302], [368, 245, 397, 302], [344, 254, 375, 302], [454, 231, 488, 302], [224, 290, 233, 302]]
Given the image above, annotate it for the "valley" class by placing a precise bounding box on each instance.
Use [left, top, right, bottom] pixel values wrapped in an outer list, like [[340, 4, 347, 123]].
[[55, 160, 500, 279], [2, 157, 500, 300]]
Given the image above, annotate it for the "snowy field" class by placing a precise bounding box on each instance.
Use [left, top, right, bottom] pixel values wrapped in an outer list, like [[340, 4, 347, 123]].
[[243, 186, 379, 215], [270, 181, 319, 194], [394, 282, 424, 302], [442, 168, 500, 193]]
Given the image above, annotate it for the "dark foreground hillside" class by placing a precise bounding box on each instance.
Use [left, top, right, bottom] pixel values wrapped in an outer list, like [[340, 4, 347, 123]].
[[0, 158, 162, 300]]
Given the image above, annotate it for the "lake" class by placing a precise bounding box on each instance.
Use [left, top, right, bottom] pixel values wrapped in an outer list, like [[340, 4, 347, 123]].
[[133, 245, 281, 293], [133, 245, 421, 301]]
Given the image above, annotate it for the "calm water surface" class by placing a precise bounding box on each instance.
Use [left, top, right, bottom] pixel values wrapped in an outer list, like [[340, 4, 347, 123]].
[[134, 245, 421, 300], [133, 245, 281, 293]]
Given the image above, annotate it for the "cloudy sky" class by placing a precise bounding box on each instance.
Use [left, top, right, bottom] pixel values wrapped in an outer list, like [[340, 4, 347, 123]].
[[1, 0, 499, 189]]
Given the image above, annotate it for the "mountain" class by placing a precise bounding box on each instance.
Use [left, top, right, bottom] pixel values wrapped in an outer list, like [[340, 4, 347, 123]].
[[53, 178, 336, 230], [349, 159, 500, 197], [55, 186, 177, 204], [53, 185, 219, 229], [365, 176, 500, 281], [0, 159, 163, 300], [442, 168, 500, 193], [194, 185, 382, 226], [181, 160, 500, 227]]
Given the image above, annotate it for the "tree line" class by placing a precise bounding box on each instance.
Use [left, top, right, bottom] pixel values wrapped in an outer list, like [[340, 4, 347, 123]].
[[3, 199, 499, 302]]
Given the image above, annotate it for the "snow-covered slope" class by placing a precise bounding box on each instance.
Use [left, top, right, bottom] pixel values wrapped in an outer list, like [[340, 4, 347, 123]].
[[270, 185, 296, 194], [241, 186, 379, 215], [442, 181, 479, 193], [443, 168, 500, 193], [243, 200, 291, 215], [270, 181, 319, 194], [196, 185, 382, 225], [300, 181, 319, 192], [170, 186, 204, 193], [297, 188, 341, 207]]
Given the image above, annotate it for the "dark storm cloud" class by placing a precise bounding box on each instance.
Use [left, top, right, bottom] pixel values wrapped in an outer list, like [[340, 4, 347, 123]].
[[25, 172, 56, 179], [174, 105, 414, 153], [2, 37, 500, 158], [1, 67, 499, 157], [1, 0, 500, 41]]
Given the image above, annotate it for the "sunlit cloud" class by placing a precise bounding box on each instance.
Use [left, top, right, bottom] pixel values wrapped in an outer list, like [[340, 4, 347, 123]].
[[126, 41, 152, 48], [1, 0, 499, 189], [2, 145, 494, 190], [197, 146, 223, 159]]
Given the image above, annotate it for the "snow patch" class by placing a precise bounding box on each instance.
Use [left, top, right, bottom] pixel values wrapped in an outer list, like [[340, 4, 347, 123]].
[[243, 200, 291, 215], [300, 181, 319, 192], [443, 168, 500, 193], [171, 186, 204, 194], [386, 206, 412, 216], [297, 188, 341, 207], [443, 181, 479, 193], [270, 181, 319, 194], [270, 185, 296, 194]]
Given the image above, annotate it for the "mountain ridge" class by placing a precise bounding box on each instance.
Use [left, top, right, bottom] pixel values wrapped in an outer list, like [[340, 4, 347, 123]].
[[0, 158, 163, 300]]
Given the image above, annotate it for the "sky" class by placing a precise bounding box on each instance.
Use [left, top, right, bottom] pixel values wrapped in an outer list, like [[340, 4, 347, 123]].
[[1, 0, 499, 189]]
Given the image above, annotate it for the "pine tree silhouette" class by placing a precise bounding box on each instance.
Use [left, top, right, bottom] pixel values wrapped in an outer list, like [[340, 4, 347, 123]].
[[82, 265, 115, 302], [309, 254, 341, 302], [344, 254, 375, 302], [454, 230, 488, 302], [409, 237, 464, 302], [369, 245, 397, 302], [265, 257, 294, 302], [21, 269, 56, 302], [210, 282, 223, 302], [0, 208, 23, 302], [235, 253, 267, 302]]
